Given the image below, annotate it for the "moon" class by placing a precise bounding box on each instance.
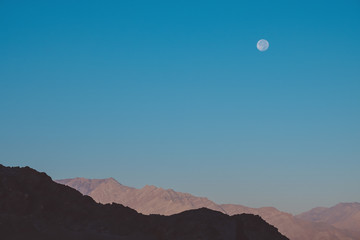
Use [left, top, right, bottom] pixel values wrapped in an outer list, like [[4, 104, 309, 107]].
[[257, 39, 269, 52]]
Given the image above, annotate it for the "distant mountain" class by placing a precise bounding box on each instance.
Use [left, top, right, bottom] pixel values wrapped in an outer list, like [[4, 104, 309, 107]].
[[0, 164, 289, 240], [56, 177, 358, 240], [56, 177, 224, 215], [297, 203, 360, 233], [222, 204, 358, 240]]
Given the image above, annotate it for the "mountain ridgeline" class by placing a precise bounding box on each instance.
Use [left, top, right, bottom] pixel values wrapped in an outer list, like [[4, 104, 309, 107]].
[[0, 164, 288, 240], [296, 203, 360, 234], [56, 177, 360, 240]]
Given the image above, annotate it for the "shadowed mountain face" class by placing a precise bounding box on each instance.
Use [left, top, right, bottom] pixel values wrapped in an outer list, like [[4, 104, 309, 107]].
[[0, 165, 288, 240], [57, 177, 358, 240], [296, 203, 360, 234]]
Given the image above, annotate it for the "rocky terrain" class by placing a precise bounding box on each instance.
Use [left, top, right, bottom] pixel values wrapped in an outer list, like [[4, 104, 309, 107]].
[[56, 177, 225, 215], [57, 177, 358, 240], [223, 204, 358, 240], [297, 203, 360, 234], [0, 164, 288, 240]]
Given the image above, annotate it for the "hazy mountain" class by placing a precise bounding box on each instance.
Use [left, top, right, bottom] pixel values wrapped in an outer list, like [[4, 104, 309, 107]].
[[57, 177, 358, 240], [56, 177, 225, 215], [0, 164, 289, 240], [297, 203, 360, 233], [222, 204, 357, 240]]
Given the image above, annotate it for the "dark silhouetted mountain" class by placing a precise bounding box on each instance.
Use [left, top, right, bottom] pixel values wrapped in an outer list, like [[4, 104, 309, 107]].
[[0, 164, 288, 240], [57, 177, 358, 240], [297, 203, 360, 234]]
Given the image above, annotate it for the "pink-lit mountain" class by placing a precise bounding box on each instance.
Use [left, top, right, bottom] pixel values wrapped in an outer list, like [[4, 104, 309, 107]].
[[57, 177, 359, 240], [0, 164, 290, 240], [296, 203, 360, 234]]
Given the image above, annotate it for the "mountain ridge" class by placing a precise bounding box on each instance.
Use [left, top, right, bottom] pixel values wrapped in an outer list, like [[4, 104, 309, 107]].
[[0, 164, 289, 240], [296, 202, 360, 234], [56, 177, 359, 240]]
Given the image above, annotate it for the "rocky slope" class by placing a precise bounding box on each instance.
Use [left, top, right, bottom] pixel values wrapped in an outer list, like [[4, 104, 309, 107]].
[[297, 203, 360, 234], [222, 204, 357, 240], [57, 177, 358, 240], [0, 164, 288, 240], [56, 178, 225, 215]]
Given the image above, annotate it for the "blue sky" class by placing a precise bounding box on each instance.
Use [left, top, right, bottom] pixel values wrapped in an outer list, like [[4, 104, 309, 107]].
[[1, 0, 359, 214]]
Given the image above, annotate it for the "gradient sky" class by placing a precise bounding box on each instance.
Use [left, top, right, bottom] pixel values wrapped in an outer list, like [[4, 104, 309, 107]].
[[1, 0, 359, 214]]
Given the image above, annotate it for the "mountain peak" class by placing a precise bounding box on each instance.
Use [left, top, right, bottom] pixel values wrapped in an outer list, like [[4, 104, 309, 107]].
[[104, 177, 121, 184], [296, 202, 360, 234], [56, 176, 360, 240], [1, 164, 289, 240]]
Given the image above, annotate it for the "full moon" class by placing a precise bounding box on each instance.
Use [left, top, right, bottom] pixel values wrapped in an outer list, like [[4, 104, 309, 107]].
[[257, 39, 269, 52]]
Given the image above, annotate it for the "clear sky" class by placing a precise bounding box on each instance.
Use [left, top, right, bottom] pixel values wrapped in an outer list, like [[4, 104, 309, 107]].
[[1, 0, 359, 214]]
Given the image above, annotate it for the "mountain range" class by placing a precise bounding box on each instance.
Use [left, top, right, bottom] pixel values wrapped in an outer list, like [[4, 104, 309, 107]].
[[0, 164, 289, 240], [57, 177, 360, 240], [297, 203, 360, 234]]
